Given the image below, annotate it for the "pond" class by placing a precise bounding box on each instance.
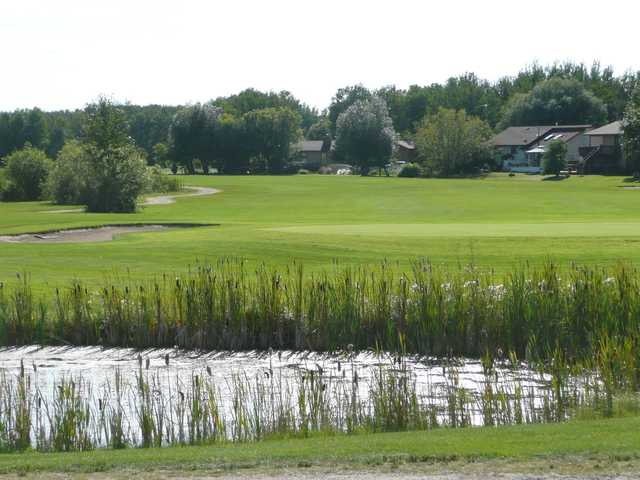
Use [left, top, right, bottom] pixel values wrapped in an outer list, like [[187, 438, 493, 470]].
[[0, 346, 589, 451]]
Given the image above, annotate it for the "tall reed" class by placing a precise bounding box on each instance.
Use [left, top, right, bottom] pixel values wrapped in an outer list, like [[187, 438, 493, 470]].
[[1, 260, 640, 371]]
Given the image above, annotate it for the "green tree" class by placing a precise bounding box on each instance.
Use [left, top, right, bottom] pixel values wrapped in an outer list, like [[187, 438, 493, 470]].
[[2, 145, 52, 200], [150, 142, 170, 167], [83, 97, 147, 213], [623, 84, 640, 173], [215, 113, 250, 174], [328, 85, 372, 135], [243, 107, 302, 173], [334, 97, 395, 176], [169, 104, 221, 174], [46, 140, 90, 204], [415, 108, 492, 177], [542, 140, 568, 176], [499, 78, 607, 128]]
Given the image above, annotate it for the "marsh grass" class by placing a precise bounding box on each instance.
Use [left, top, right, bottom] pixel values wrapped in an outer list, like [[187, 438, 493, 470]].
[[0, 260, 639, 370]]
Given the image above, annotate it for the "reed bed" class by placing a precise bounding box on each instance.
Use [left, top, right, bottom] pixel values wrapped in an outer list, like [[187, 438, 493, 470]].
[[1, 351, 636, 453], [0, 260, 639, 367]]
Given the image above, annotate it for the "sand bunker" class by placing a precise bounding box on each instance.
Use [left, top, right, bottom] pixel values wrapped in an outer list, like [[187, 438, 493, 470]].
[[0, 224, 213, 244]]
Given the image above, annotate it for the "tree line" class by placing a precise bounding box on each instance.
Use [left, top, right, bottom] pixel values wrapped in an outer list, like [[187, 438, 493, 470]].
[[1, 61, 640, 178]]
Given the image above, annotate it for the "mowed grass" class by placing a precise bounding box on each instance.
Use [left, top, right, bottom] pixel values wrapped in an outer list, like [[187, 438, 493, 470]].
[[0, 417, 638, 475], [1, 173, 640, 288]]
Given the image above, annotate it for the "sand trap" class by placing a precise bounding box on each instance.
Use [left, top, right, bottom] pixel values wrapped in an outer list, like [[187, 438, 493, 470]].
[[621, 185, 640, 190], [0, 224, 213, 244], [44, 186, 221, 213]]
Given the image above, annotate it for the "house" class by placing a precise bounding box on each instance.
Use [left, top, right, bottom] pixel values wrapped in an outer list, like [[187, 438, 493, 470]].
[[290, 140, 329, 170], [491, 125, 592, 173], [396, 140, 417, 163], [580, 121, 625, 173]]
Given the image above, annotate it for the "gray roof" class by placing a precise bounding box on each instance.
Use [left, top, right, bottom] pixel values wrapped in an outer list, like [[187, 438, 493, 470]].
[[492, 125, 592, 147], [585, 121, 624, 136], [294, 140, 324, 152]]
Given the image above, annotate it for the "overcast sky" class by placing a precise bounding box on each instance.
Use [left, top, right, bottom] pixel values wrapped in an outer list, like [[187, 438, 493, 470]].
[[1, 0, 638, 112]]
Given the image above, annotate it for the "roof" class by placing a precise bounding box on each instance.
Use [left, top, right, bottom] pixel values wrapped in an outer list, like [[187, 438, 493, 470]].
[[526, 129, 586, 153], [293, 140, 324, 152], [492, 125, 592, 147], [585, 121, 624, 136], [396, 140, 416, 150]]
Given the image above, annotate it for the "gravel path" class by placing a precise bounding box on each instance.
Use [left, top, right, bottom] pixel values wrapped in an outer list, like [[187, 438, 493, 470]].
[[141, 186, 221, 205], [43, 186, 221, 213]]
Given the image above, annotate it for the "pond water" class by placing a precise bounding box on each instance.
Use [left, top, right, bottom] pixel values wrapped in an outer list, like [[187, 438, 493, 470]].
[[0, 346, 586, 449]]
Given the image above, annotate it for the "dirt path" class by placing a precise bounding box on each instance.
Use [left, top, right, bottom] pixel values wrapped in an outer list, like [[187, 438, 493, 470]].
[[43, 186, 221, 213], [141, 186, 221, 205], [15, 470, 640, 480]]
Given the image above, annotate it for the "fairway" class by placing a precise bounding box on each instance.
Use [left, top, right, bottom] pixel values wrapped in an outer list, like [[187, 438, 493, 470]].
[[1, 173, 640, 288]]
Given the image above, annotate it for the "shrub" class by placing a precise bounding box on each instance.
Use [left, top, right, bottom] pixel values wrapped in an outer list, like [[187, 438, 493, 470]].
[[2, 146, 52, 201], [46, 140, 90, 205], [84, 145, 147, 213], [542, 140, 567, 176], [397, 163, 422, 178], [143, 165, 182, 194]]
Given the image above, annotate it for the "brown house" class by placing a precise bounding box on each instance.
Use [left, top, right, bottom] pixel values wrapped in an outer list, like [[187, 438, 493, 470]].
[[580, 121, 625, 173], [396, 140, 417, 163]]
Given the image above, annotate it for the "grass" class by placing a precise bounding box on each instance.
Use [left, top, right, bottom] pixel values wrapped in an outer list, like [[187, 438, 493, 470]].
[[0, 417, 638, 475], [1, 173, 640, 288]]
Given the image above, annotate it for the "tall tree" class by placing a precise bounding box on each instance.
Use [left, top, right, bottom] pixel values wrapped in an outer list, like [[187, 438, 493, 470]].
[[83, 97, 146, 213], [334, 97, 395, 176], [243, 107, 302, 174], [499, 78, 608, 128], [328, 85, 372, 135], [414, 108, 491, 177], [169, 104, 221, 174]]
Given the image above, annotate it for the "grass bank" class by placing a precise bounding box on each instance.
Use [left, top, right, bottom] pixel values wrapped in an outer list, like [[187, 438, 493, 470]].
[[0, 417, 638, 475], [2, 174, 640, 289]]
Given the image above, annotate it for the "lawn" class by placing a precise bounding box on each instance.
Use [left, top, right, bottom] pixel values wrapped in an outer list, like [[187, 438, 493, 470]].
[[1, 173, 640, 288], [0, 417, 638, 476]]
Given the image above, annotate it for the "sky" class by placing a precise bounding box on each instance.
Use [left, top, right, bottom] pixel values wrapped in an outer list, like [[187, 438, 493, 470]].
[[1, 0, 639, 112]]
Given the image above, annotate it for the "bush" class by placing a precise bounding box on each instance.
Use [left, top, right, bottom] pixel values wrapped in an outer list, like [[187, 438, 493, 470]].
[[84, 145, 147, 213], [397, 163, 422, 178], [143, 165, 183, 193], [2, 146, 52, 201], [542, 140, 567, 176], [46, 140, 90, 205]]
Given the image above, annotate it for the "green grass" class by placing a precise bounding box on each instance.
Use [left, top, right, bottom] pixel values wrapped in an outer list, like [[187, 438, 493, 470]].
[[2, 173, 640, 288], [0, 417, 638, 475]]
